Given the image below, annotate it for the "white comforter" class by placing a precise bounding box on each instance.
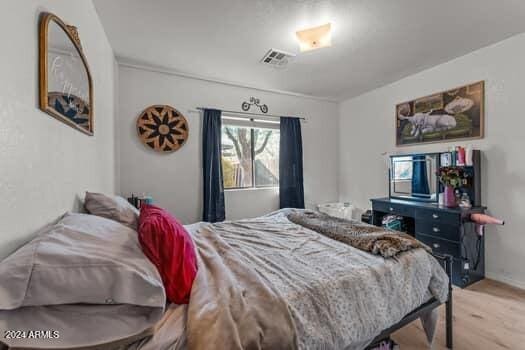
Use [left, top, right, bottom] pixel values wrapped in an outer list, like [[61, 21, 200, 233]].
[[128, 210, 449, 350]]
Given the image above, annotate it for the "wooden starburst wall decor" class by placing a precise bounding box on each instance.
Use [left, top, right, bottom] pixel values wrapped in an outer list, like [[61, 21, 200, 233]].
[[136, 105, 189, 153]]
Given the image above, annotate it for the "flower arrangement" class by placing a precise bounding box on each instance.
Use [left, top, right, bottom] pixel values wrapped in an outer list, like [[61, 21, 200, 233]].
[[437, 167, 465, 188]]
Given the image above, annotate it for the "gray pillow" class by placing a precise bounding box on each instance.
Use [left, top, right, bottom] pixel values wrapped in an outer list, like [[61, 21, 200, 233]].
[[0, 212, 165, 349], [84, 191, 139, 229]]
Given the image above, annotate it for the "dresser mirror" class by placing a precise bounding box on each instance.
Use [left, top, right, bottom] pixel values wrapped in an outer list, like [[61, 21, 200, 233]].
[[39, 12, 93, 135], [389, 153, 439, 202]]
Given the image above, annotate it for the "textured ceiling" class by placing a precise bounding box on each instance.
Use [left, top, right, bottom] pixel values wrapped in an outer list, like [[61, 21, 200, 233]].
[[94, 0, 525, 100]]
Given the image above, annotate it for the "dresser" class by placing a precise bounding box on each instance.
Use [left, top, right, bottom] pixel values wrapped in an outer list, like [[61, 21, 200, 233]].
[[371, 197, 486, 288]]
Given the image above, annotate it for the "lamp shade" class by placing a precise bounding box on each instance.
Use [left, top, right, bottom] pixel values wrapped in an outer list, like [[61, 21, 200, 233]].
[[296, 23, 332, 52]]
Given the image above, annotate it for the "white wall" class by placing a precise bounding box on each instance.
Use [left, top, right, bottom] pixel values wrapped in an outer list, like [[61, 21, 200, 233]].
[[0, 0, 116, 259], [117, 65, 339, 223], [339, 33, 525, 288]]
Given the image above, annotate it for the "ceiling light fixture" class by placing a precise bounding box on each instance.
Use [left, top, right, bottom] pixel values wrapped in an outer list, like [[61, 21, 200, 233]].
[[296, 23, 332, 52]]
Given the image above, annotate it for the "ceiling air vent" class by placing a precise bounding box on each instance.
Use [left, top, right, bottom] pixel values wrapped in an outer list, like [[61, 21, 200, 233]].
[[260, 49, 295, 68]]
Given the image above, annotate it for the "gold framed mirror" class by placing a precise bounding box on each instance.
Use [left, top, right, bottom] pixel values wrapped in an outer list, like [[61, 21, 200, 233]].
[[39, 12, 94, 135]]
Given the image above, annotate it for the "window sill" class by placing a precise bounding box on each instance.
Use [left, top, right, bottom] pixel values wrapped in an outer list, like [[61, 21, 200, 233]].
[[225, 187, 279, 192]]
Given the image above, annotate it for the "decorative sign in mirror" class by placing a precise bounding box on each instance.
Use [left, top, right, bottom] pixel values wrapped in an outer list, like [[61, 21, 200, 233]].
[[39, 12, 93, 135]]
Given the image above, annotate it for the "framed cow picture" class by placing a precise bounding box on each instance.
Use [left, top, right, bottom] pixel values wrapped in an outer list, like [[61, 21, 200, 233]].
[[396, 81, 484, 146]]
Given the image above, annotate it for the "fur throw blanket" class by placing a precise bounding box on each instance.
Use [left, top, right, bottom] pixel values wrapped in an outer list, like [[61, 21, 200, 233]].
[[287, 211, 430, 258]]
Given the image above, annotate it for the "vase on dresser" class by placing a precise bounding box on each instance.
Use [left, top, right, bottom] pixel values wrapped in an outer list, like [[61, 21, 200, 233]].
[[443, 185, 456, 207]]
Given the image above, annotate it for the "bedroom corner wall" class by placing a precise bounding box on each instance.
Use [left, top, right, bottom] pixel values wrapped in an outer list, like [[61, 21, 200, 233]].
[[117, 65, 339, 223], [338, 33, 525, 289], [0, 0, 117, 259]]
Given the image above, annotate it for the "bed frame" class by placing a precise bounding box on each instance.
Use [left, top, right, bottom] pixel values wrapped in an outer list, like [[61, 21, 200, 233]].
[[368, 253, 453, 349]]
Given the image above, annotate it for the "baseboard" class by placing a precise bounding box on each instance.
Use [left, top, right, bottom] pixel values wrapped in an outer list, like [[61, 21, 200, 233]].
[[486, 272, 525, 290]]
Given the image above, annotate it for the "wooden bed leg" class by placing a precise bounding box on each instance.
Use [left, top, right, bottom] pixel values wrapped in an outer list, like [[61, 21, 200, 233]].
[[445, 255, 453, 349]]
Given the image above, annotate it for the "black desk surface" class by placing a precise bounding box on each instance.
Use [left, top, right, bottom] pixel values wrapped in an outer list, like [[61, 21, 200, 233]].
[[371, 197, 486, 215]]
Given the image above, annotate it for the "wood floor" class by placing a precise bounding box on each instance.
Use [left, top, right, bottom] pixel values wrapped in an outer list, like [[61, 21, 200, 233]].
[[392, 279, 525, 350]]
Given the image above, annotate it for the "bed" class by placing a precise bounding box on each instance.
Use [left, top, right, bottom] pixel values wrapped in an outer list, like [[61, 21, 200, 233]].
[[127, 209, 452, 350], [0, 208, 452, 350]]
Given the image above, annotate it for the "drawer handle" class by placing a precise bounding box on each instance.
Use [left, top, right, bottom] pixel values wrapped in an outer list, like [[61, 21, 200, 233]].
[[433, 243, 440, 249], [432, 214, 439, 219], [389, 207, 394, 212], [433, 227, 440, 233]]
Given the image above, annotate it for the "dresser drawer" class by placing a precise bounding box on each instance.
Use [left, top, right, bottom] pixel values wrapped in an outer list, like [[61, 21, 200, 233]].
[[415, 207, 460, 225], [415, 220, 460, 242], [416, 233, 461, 257], [372, 201, 415, 217]]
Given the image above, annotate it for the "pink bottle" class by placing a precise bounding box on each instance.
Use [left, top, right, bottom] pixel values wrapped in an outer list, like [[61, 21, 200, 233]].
[[457, 146, 466, 166]]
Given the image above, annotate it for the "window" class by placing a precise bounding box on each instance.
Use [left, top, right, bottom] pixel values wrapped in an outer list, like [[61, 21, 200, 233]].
[[221, 117, 280, 189], [393, 156, 413, 180]]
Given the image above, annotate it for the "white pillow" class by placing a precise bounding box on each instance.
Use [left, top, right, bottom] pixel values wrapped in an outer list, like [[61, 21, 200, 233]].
[[0, 213, 165, 349], [84, 191, 139, 229]]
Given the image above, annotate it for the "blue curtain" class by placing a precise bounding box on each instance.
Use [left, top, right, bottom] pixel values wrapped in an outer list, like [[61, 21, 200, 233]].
[[279, 117, 305, 209], [412, 155, 430, 196], [202, 109, 225, 222]]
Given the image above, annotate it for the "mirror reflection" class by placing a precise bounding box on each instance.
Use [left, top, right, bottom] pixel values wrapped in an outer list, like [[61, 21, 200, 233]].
[[40, 13, 93, 134], [47, 20, 90, 129], [390, 154, 438, 202]]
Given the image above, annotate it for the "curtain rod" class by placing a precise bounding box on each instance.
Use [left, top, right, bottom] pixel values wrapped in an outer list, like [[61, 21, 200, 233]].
[[195, 107, 306, 121]]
